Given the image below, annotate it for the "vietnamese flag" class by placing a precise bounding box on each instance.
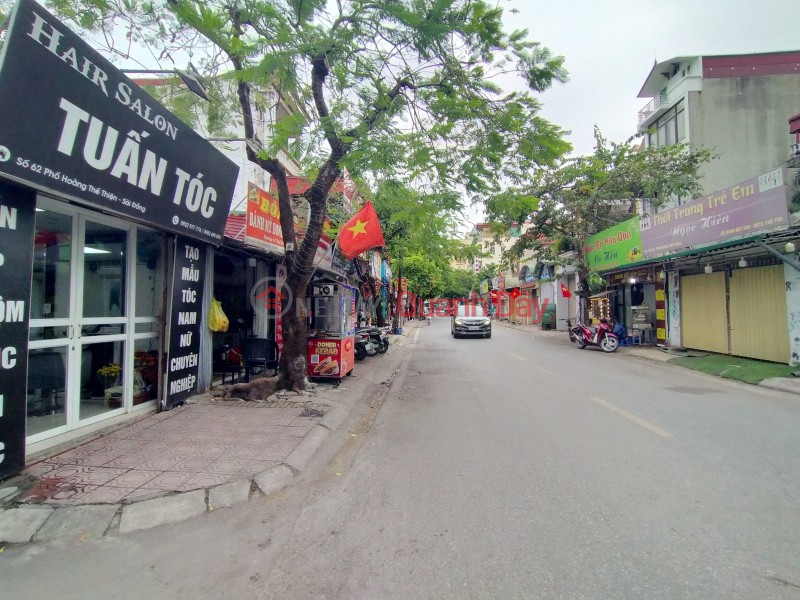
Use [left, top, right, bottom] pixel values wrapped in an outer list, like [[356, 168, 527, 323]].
[[337, 201, 386, 259], [560, 283, 572, 298]]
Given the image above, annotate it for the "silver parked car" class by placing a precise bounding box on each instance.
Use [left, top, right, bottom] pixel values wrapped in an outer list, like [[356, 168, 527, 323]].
[[451, 304, 491, 339]]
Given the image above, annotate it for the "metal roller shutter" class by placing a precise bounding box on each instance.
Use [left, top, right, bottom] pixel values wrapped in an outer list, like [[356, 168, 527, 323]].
[[729, 265, 788, 363], [680, 272, 729, 354]]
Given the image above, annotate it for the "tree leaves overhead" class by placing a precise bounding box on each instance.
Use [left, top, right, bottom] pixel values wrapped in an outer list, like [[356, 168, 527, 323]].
[[49, 0, 570, 205]]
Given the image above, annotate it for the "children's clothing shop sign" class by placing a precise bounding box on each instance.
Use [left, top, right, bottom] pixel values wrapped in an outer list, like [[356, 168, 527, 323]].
[[0, 0, 239, 245], [585, 169, 791, 272]]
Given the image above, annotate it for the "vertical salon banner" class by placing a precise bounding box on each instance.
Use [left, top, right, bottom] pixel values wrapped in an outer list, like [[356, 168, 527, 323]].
[[164, 236, 206, 409], [0, 181, 36, 478]]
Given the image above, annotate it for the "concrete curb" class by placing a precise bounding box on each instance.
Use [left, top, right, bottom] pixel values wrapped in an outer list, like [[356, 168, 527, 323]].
[[320, 404, 350, 431], [119, 489, 207, 534], [1, 326, 414, 545], [253, 465, 295, 497], [758, 377, 800, 396], [284, 424, 331, 473], [0, 506, 53, 543]]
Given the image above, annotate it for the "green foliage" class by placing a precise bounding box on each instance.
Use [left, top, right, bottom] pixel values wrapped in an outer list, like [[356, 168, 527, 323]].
[[437, 267, 478, 298], [47, 0, 574, 357], [487, 127, 713, 290], [49, 0, 570, 213], [402, 254, 439, 299]]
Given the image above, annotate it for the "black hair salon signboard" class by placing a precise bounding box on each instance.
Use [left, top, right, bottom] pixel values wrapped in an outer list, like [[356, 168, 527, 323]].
[[0, 182, 35, 479], [0, 0, 239, 245], [164, 237, 206, 409]]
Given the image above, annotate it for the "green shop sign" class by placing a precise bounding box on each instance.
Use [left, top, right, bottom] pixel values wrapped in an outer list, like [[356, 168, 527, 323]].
[[583, 217, 643, 270]]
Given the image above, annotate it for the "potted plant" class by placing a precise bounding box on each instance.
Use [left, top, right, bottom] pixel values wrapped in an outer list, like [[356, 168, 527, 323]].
[[97, 363, 122, 407]]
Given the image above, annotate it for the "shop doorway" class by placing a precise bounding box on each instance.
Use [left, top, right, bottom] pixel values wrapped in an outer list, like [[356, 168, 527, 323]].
[[27, 197, 164, 443]]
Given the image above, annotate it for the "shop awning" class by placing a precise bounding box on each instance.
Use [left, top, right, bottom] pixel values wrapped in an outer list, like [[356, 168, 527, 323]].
[[224, 213, 247, 241]]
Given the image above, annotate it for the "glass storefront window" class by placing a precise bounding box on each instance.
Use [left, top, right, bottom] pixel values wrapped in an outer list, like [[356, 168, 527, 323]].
[[30, 210, 72, 320], [26, 347, 68, 436], [136, 229, 164, 318], [133, 337, 160, 405], [80, 339, 125, 420], [135, 322, 160, 334], [83, 221, 127, 318], [27, 203, 165, 443]]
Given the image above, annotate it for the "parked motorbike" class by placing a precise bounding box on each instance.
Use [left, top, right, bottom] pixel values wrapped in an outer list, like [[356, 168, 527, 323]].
[[569, 318, 619, 353], [354, 328, 379, 360], [373, 326, 391, 354]]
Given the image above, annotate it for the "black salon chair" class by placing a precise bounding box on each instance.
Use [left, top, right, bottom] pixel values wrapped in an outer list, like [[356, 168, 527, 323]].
[[241, 338, 280, 382], [27, 351, 66, 416]]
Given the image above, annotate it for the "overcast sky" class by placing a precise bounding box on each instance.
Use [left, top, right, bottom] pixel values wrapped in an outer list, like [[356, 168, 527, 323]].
[[505, 0, 799, 157], [97, 0, 798, 229], [451, 0, 799, 230]]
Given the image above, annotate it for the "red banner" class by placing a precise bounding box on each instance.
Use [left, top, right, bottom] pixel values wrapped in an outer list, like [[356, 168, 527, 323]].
[[245, 183, 283, 253]]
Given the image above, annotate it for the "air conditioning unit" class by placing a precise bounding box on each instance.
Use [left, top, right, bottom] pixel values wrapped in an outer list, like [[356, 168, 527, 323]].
[[313, 284, 337, 297]]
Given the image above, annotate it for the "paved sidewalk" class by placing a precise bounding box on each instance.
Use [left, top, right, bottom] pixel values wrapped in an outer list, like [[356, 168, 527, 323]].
[[20, 400, 320, 505], [0, 325, 418, 544], [494, 320, 800, 394]]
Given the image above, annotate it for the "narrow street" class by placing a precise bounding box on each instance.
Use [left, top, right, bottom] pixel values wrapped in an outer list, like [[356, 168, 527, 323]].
[[258, 318, 800, 599], [2, 318, 800, 599]]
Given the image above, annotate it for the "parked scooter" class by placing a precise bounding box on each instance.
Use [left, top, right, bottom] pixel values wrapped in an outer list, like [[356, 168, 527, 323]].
[[354, 328, 379, 360], [569, 317, 619, 353], [373, 326, 391, 353]]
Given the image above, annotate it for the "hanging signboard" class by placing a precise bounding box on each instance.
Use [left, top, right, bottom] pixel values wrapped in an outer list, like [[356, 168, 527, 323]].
[[583, 217, 644, 271], [164, 237, 206, 409], [244, 182, 339, 272], [245, 183, 284, 254], [0, 181, 36, 478], [0, 0, 239, 244], [584, 170, 791, 272], [639, 169, 790, 259]]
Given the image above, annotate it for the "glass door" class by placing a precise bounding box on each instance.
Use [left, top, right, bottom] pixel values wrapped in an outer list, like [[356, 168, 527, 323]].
[[27, 199, 133, 442], [76, 218, 129, 424], [27, 206, 75, 440]]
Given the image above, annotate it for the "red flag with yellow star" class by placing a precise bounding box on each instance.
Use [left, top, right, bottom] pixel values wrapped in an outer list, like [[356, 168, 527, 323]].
[[337, 201, 385, 259]]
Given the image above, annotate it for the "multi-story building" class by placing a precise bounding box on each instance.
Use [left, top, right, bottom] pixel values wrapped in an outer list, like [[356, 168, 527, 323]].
[[584, 51, 800, 363], [637, 51, 800, 198], [134, 78, 304, 210]]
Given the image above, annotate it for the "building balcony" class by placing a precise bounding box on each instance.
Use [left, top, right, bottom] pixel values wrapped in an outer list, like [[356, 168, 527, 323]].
[[789, 143, 800, 168], [276, 148, 301, 176], [638, 91, 669, 126]]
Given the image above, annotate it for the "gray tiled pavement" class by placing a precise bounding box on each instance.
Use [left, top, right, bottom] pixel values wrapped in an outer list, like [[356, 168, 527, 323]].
[[0, 325, 418, 542], [20, 401, 319, 505]]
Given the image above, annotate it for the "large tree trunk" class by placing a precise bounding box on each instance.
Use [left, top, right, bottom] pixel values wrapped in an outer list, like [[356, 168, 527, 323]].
[[277, 305, 309, 392]]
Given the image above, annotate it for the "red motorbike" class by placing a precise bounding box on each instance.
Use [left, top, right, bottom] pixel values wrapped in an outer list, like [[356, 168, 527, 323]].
[[568, 318, 619, 353]]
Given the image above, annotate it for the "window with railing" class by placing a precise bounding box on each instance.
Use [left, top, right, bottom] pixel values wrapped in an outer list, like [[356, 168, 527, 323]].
[[646, 101, 685, 149]]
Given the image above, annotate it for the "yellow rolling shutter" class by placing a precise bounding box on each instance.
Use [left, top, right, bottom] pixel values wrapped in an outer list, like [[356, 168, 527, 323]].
[[680, 272, 729, 354], [729, 265, 789, 363]]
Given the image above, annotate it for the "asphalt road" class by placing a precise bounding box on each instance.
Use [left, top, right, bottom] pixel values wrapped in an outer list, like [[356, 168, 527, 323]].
[[257, 318, 800, 599], [2, 317, 799, 599]]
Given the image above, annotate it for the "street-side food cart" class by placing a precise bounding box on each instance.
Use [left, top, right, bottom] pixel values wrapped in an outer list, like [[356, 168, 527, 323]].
[[307, 282, 356, 383]]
